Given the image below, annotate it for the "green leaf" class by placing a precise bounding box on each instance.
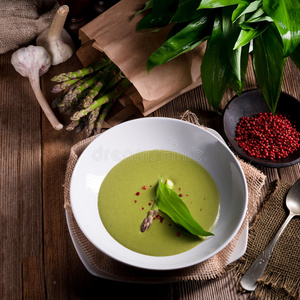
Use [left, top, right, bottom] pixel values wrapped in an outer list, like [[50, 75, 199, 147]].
[[234, 22, 269, 49], [246, 7, 265, 21], [229, 43, 250, 94], [247, 14, 273, 23], [263, 0, 300, 57], [199, 0, 249, 9], [238, 8, 272, 26], [165, 22, 189, 40], [155, 178, 214, 237], [201, 13, 233, 111], [290, 44, 300, 70], [137, 0, 179, 31], [232, 0, 262, 22], [146, 12, 213, 72], [237, 6, 273, 30], [132, 0, 153, 20], [252, 23, 285, 114], [222, 7, 243, 87], [171, 0, 204, 23]]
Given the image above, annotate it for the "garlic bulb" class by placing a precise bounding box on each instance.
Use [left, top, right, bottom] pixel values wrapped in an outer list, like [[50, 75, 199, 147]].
[[11, 45, 63, 130], [36, 5, 75, 66]]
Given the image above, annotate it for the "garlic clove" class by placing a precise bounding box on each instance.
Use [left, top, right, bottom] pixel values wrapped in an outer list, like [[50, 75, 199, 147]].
[[37, 28, 75, 66], [36, 5, 75, 66], [11, 45, 63, 130], [11, 45, 51, 77]]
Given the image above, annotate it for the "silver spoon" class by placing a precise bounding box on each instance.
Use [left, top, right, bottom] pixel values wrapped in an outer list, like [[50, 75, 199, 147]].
[[240, 178, 300, 291]]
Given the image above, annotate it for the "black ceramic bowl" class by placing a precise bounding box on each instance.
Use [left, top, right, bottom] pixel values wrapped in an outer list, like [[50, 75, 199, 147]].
[[223, 89, 300, 168]]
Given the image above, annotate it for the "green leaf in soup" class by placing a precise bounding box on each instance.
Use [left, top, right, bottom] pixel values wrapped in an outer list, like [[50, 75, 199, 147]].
[[201, 12, 233, 111], [198, 0, 250, 9], [252, 23, 285, 114], [234, 22, 269, 50], [290, 44, 300, 70], [155, 178, 214, 237], [232, 0, 262, 23], [137, 0, 179, 31], [171, 0, 204, 23], [262, 0, 300, 57], [146, 12, 213, 72]]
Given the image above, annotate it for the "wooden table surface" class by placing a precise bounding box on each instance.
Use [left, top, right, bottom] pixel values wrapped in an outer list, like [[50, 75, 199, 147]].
[[1, 50, 299, 299]]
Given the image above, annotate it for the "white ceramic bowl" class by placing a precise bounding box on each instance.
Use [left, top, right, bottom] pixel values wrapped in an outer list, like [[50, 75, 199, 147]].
[[70, 117, 248, 270]]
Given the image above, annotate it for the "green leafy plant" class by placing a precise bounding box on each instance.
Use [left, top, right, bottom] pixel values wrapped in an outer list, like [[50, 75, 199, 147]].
[[135, 0, 300, 114]]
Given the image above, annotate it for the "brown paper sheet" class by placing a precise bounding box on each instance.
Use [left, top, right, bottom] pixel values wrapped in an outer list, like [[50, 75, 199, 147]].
[[77, 0, 205, 117]]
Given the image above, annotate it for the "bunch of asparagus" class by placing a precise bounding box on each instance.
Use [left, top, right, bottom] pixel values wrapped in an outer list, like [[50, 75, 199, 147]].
[[51, 55, 131, 136]]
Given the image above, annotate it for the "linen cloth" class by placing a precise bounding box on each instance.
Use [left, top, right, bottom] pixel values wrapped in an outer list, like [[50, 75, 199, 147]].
[[231, 180, 300, 300], [0, 0, 58, 54]]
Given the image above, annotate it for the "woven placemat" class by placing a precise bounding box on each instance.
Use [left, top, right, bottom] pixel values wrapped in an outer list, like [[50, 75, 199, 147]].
[[64, 112, 266, 282], [231, 180, 300, 300]]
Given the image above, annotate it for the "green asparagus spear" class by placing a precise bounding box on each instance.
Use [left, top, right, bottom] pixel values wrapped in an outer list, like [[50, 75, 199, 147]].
[[66, 119, 80, 131], [85, 107, 101, 136], [70, 78, 132, 121], [98, 71, 123, 95], [51, 78, 81, 93], [66, 117, 88, 133], [140, 206, 159, 232], [82, 65, 118, 108], [54, 77, 86, 112], [94, 100, 116, 134], [51, 56, 111, 82], [63, 72, 105, 109], [74, 117, 89, 133], [83, 72, 124, 136], [52, 91, 67, 108]]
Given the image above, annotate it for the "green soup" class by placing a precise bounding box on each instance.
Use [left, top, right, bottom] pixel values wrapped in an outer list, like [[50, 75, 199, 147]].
[[98, 150, 220, 256]]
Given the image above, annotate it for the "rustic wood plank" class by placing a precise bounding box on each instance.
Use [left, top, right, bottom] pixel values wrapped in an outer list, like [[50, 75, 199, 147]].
[[23, 256, 45, 300], [41, 56, 84, 299], [0, 52, 45, 299]]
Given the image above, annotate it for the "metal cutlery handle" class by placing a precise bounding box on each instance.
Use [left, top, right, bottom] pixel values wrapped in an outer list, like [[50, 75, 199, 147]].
[[240, 212, 294, 291]]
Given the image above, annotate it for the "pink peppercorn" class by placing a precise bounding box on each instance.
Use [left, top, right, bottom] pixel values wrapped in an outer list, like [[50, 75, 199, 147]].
[[235, 112, 299, 160]]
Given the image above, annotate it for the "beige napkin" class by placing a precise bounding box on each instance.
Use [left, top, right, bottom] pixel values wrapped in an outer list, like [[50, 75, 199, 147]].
[[231, 180, 300, 300], [0, 0, 58, 54], [63, 112, 266, 282]]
